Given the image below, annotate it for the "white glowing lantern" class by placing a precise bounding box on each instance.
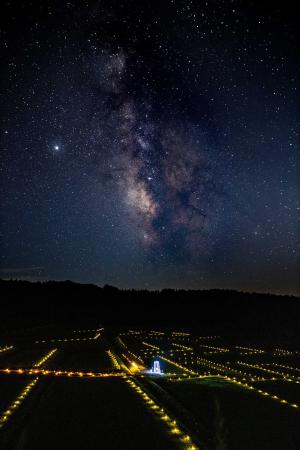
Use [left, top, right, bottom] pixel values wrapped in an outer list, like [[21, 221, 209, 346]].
[[150, 360, 163, 374]]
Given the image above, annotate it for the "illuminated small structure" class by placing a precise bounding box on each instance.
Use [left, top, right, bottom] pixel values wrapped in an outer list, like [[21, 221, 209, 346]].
[[150, 360, 163, 374]]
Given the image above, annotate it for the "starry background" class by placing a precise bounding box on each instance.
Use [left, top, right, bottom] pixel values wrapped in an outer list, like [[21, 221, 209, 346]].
[[0, 0, 299, 295]]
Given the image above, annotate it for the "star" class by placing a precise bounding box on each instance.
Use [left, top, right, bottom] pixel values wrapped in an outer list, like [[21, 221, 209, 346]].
[[0, 0, 298, 295]]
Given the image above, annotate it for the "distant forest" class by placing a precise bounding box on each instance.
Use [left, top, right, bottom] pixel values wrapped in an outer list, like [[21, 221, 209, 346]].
[[0, 279, 299, 347]]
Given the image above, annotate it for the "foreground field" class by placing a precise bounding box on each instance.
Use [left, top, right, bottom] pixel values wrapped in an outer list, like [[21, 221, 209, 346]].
[[7, 378, 181, 450], [0, 327, 299, 450]]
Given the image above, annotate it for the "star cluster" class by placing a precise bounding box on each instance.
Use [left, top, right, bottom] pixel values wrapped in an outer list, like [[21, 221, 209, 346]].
[[0, 0, 299, 294]]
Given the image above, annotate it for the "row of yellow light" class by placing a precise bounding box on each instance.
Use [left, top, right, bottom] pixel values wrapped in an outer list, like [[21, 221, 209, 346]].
[[169, 352, 195, 360], [238, 351, 259, 355], [172, 343, 193, 351], [172, 332, 190, 336], [73, 328, 102, 333], [35, 337, 96, 344], [129, 335, 297, 377], [237, 361, 300, 383], [0, 345, 13, 353], [0, 368, 126, 379], [140, 339, 300, 411], [142, 342, 161, 351], [0, 348, 59, 429], [139, 340, 296, 385], [141, 349, 154, 355], [196, 336, 219, 340], [34, 349, 57, 367], [204, 350, 228, 356], [117, 337, 127, 349], [120, 331, 219, 341], [221, 375, 299, 410], [142, 343, 211, 375], [0, 377, 39, 428], [125, 349, 145, 365], [162, 354, 300, 411], [143, 335, 190, 342], [196, 357, 265, 382], [122, 332, 192, 344], [170, 337, 191, 342], [274, 348, 294, 356], [159, 356, 198, 376], [107, 350, 121, 370], [121, 354, 145, 373], [35, 328, 104, 344], [198, 344, 230, 353], [142, 348, 158, 354], [119, 350, 178, 378], [175, 371, 300, 411], [142, 346, 194, 361], [264, 362, 300, 373], [142, 341, 263, 382], [129, 337, 300, 411], [124, 376, 198, 450], [123, 338, 300, 412], [235, 346, 265, 354], [157, 354, 299, 411], [123, 330, 189, 337], [93, 328, 104, 339]]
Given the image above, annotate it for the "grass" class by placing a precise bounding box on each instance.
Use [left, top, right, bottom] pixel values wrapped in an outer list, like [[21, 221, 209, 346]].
[[158, 377, 300, 450], [5, 378, 182, 450]]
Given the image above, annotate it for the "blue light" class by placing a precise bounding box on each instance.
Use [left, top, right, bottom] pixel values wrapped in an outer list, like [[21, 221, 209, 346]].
[[150, 360, 163, 374]]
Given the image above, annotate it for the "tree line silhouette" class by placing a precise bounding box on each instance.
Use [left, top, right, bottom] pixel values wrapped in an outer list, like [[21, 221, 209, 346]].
[[0, 279, 299, 347]]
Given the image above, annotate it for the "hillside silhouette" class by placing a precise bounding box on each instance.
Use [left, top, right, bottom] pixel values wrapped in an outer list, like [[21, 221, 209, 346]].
[[0, 279, 299, 347]]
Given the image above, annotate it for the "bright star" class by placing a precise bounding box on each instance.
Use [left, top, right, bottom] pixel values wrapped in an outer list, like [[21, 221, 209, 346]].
[[54, 145, 59, 151]]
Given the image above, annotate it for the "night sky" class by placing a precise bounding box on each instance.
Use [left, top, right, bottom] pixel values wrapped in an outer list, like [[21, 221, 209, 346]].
[[1, 1, 299, 294]]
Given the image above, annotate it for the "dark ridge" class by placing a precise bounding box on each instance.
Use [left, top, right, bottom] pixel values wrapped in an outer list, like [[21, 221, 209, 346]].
[[0, 279, 299, 347]]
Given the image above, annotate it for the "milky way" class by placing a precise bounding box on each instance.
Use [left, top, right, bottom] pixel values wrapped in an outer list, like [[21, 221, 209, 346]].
[[83, 44, 221, 259], [1, 0, 299, 294]]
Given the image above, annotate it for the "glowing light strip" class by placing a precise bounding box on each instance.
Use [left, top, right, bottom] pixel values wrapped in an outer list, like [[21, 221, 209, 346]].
[[263, 362, 300, 373], [142, 343, 278, 385], [73, 328, 102, 333], [125, 349, 145, 364], [35, 328, 104, 344], [34, 349, 57, 367], [198, 344, 230, 352], [35, 337, 97, 344], [93, 333, 101, 340], [221, 375, 299, 410], [274, 348, 296, 356], [124, 376, 199, 450], [159, 356, 198, 376], [196, 357, 265, 381], [93, 328, 104, 340], [121, 354, 145, 373], [171, 332, 190, 336], [107, 350, 121, 370], [0, 377, 39, 428], [0, 368, 126, 379], [235, 346, 265, 354], [172, 343, 193, 351], [237, 361, 300, 383], [0, 348, 58, 429], [0, 345, 14, 353], [151, 349, 300, 411], [196, 336, 220, 340], [142, 342, 161, 350]]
